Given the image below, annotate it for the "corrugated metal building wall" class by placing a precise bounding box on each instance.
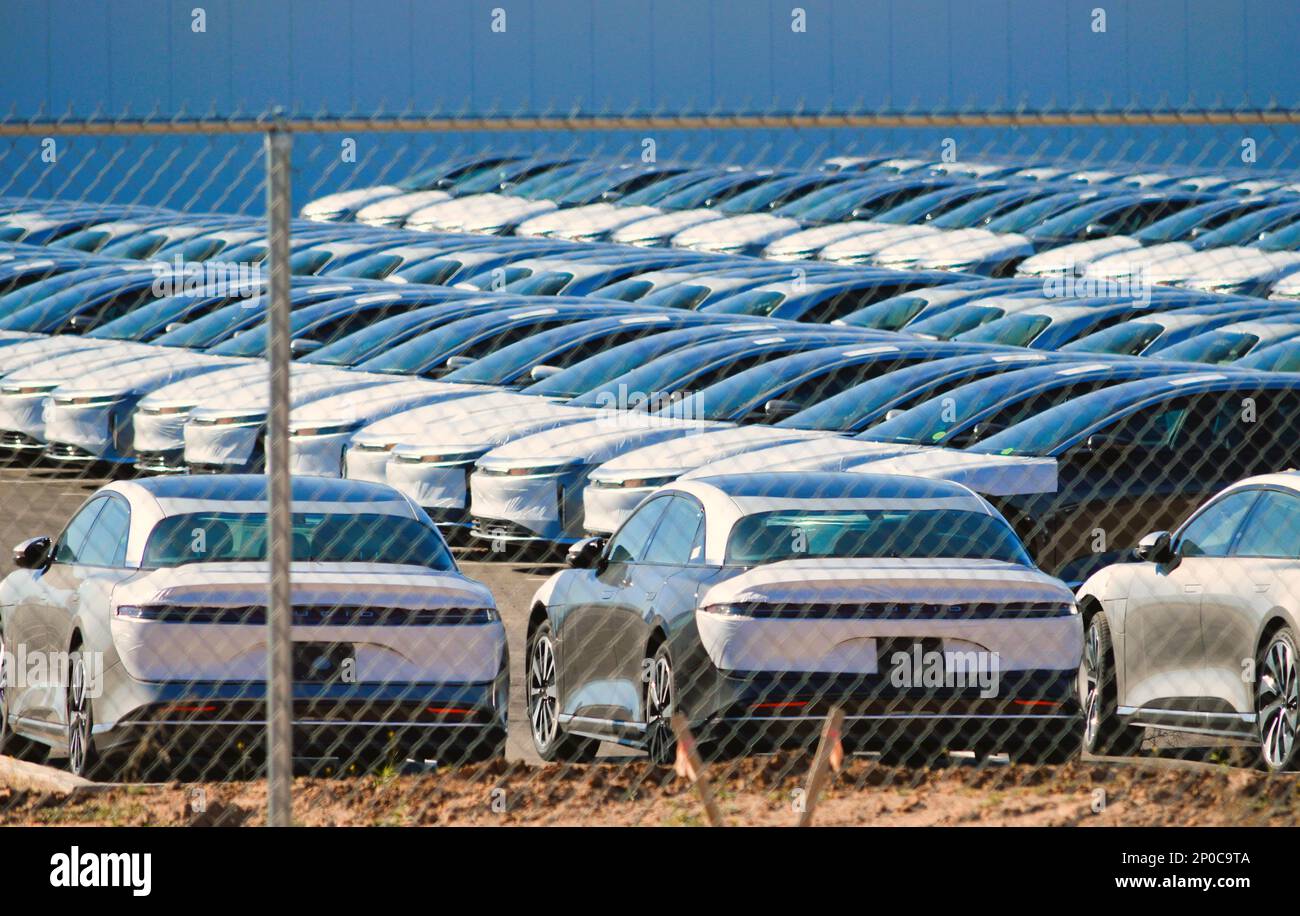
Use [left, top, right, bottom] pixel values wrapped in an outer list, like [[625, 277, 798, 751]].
[[3, 0, 1297, 210]]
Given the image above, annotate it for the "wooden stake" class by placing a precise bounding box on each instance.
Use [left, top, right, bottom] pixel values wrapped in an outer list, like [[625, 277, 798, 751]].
[[797, 705, 845, 827], [671, 713, 724, 827]]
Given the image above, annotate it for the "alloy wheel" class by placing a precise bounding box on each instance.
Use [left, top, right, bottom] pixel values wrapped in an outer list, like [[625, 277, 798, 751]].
[[528, 634, 559, 749], [645, 653, 674, 764], [66, 653, 92, 776], [1258, 635, 1299, 770], [1081, 621, 1102, 750]]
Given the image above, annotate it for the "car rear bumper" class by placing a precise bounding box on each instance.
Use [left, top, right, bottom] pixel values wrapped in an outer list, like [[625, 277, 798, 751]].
[[91, 677, 508, 761], [697, 667, 1081, 752]]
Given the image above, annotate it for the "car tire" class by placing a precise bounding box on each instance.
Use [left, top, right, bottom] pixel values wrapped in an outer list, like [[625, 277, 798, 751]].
[[1256, 627, 1300, 773], [644, 644, 677, 766], [526, 621, 598, 763], [1080, 612, 1143, 758], [0, 634, 47, 763], [65, 648, 103, 780]]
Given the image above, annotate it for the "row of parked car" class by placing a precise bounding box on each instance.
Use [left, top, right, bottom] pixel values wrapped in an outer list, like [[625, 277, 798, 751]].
[[302, 152, 1300, 295], [1, 147, 1298, 774]]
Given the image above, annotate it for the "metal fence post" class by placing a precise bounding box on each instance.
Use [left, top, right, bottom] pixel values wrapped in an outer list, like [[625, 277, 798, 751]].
[[265, 120, 294, 827]]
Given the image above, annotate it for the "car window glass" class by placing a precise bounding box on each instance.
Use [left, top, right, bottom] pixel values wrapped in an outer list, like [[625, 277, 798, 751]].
[[1178, 490, 1259, 557], [642, 497, 705, 565], [53, 497, 108, 565], [78, 497, 131, 567], [606, 498, 671, 564], [1232, 490, 1300, 559]]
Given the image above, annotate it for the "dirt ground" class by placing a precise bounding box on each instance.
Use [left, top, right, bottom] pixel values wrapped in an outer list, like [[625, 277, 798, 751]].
[[4, 756, 1297, 827]]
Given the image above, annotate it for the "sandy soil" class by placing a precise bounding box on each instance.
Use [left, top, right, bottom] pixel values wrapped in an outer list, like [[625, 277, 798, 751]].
[[4, 756, 1297, 827]]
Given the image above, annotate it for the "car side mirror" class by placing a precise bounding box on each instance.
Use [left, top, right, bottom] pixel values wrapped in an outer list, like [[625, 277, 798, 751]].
[[529, 364, 562, 382], [1083, 432, 1137, 453], [163, 322, 185, 333], [1134, 530, 1174, 564], [763, 399, 801, 421], [566, 536, 606, 570], [444, 355, 475, 370], [1082, 222, 1109, 239], [13, 536, 51, 570], [289, 337, 324, 357]]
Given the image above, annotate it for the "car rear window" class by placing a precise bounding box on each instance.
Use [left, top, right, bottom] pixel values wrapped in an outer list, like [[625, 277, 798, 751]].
[[725, 508, 1031, 565], [143, 511, 454, 570]]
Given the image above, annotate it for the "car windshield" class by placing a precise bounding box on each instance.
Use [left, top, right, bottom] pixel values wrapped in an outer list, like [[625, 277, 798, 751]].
[[510, 165, 588, 201], [861, 372, 1090, 445], [523, 330, 730, 398], [298, 308, 444, 366], [1237, 343, 1300, 372], [1062, 321, 1164, 355], [867, 187, 982, 226], [905, 304, 1005, 339], [1191, 207, 1300, 249], [653, 175, 762, 210], [154, 299, 264, 348], [725, 508, 1031, 565], [142, 511, 455, 569], [615, 172, 713, 206], [928, 191, 1050, 229], [1156, 332, 1261, 364], [704, 289, 787, 316], [957, 313, 1053, 346], [1135, 203, 1256, 243], [717, 178, 831, 215], [985, 194, 1090, 233]]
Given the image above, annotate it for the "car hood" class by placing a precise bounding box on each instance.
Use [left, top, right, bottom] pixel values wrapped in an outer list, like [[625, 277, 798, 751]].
[[352, 390, 557, 443], [1, 342, 171, 384], [700, 557, 1073, 608], [1141, 246, 1300, 285], [589, 426, 835, 482], [391, 407, 599, 455], [407, 194, 555, 229], [138, 363, 385, 411], [189, 369, 400, 414], [113, 561, 495, 611], [881, 230, 1033, 266], [681, 437, 927, 478], [300, 185, 403, 218], [671, 212, 802, 248], [848, 448, 1059, 497], [477, 415, 725, 469], [609, 209, 728, 243], [0, 337, 152, 376], [1081, 240, 1199, 278], [515, 203, 665, 237], [289, 378, 457, 426], [354, 189, 452, 224], [48, 352, 251, 395], [872, 228, 1006, 260], [1017, 236, 1143, 275]]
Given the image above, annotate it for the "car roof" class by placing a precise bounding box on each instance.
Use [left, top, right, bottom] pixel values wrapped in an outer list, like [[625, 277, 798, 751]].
[[109, 473, 412, 508], [684, 470, 980, 502]]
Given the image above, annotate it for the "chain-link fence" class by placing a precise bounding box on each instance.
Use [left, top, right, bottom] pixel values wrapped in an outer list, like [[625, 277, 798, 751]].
[[1, 105, 1299, 827]]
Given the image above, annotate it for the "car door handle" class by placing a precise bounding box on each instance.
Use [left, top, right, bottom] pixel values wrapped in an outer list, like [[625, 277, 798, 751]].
[[1184, 584, 1203, 594], [1254, 583, 1270, 593], [644, 590, 657, 600]]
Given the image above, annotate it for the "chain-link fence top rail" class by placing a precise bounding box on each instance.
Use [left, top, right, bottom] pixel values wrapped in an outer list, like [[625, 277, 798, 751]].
[[1, 109, 1300, 826]]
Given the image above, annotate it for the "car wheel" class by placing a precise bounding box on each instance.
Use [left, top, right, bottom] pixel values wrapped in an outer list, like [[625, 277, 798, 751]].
[[0, 634, 47, 763], [526, 621, 597, 763], [66, 648, 100, 779], [644, 645, 676, 766], [1256, 627, 1300, 773], [1079, 612, 1142, 757]]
